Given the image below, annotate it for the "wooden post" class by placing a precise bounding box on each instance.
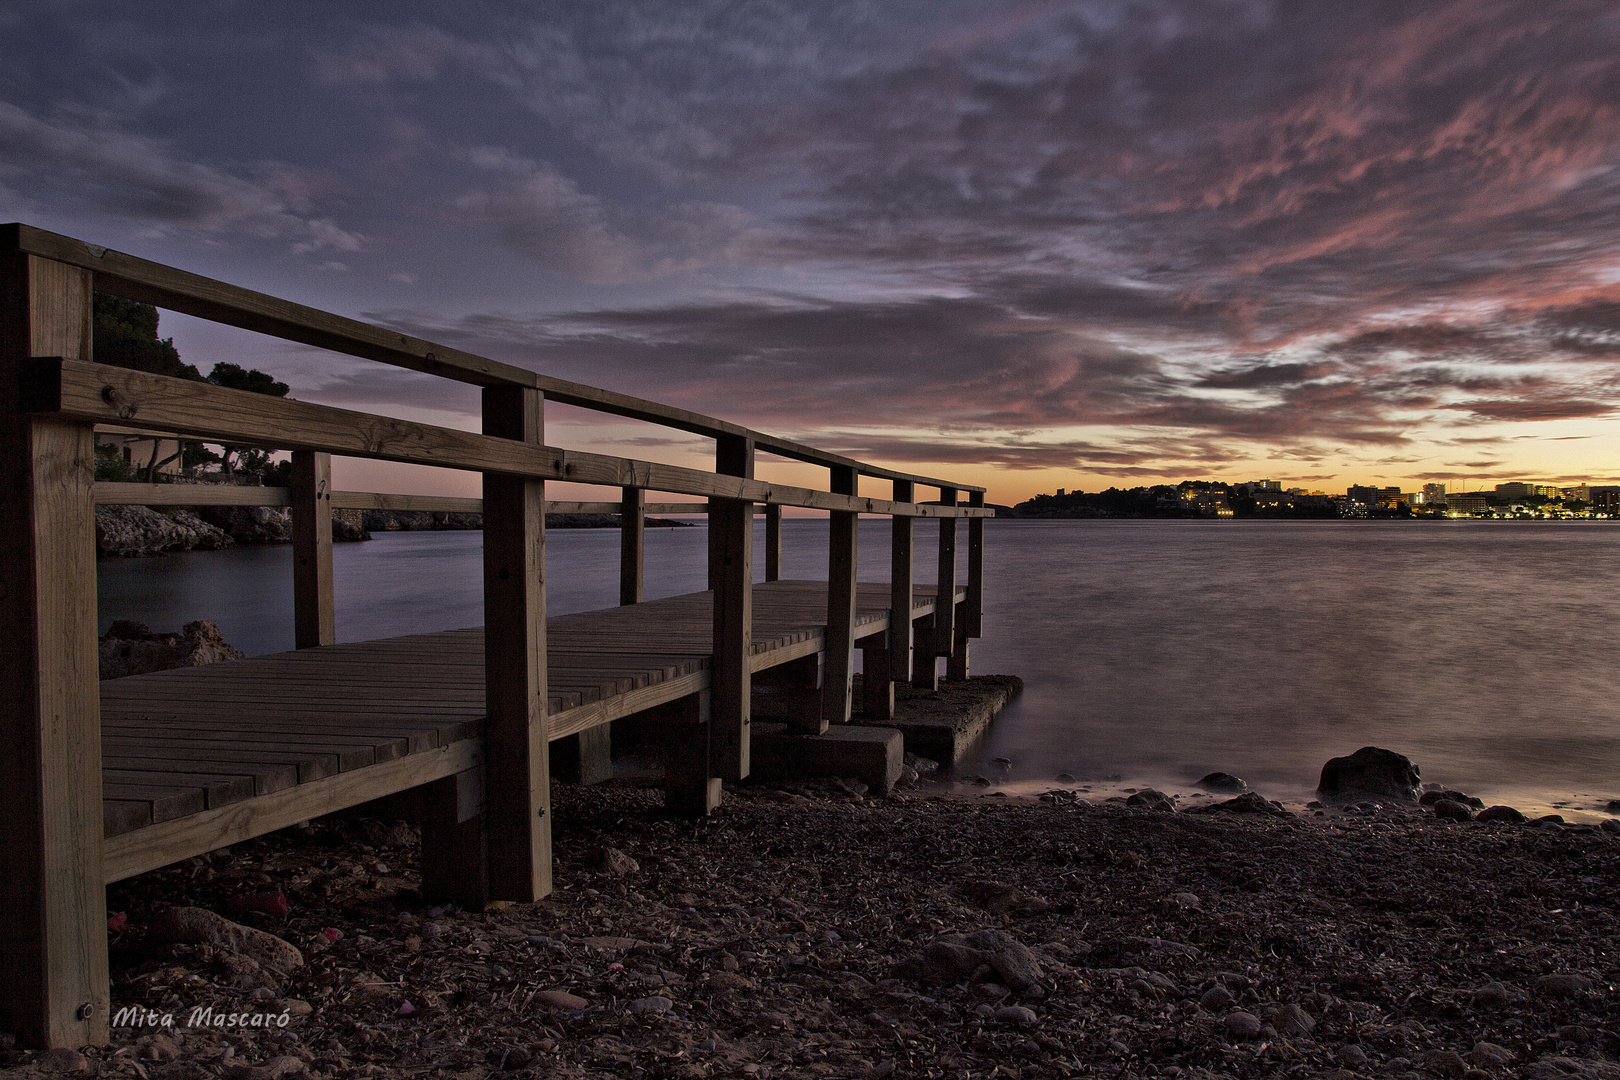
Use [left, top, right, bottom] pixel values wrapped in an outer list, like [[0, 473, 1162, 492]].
[[890, 479, 914, 690], [479, 385, 550, 901], [710, 434, 754, 780], [861, 631, 894, 720], [764, 502, 782, 582], [659, 691, 720, 818], [966, 491, 984, 638], [619, 485, 644, 606], [290, 450, 334, 648], [420, 769, 485, 909], [911, 612, 938, 690], [0, 251, 108, 1049], [821, 465, 858, 729], [947, 603, 971, 681], [935, 486, 958, 661]]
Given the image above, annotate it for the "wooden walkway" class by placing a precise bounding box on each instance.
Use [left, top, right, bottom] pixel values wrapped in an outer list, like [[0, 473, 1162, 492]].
[[99, 580, 961, 881]]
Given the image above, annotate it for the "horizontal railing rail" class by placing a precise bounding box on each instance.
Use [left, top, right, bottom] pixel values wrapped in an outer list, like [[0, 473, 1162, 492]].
[[94, 482, 767, 516], [7, 223, 983, 494], [34, 359, 989, 517]]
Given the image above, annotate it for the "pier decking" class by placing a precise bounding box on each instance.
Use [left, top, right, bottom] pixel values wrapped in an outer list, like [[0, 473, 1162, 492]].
[[0, 222, 993, 1048], [99, 580, 963, 880]]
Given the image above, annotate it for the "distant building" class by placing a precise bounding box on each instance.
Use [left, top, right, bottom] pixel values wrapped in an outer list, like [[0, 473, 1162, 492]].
[[1056, 489, 1065, 497], [1448, 493, 1490, 513], [1495, 482, 1535, 498], [1422, 482, 1447, 504], [1346, 485, 1380, 506], [1378, 486, 1403, 508], [1591, 488, 1620, 515]]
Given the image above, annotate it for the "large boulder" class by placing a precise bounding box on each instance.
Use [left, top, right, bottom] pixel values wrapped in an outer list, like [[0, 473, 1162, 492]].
[[100, 620, 245, 680], [198, 504, 293, 544], [1317, 746, 1421, 803]]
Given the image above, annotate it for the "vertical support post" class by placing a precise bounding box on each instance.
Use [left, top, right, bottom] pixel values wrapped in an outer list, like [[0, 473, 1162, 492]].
[[890, 479, 914, 689], [935, 486, 958, 660], [947, 604, 971, 681], [659, 691, 720, 818], [861, 631, 894, 720], [710, 435, 754, 780], [821, 465, 858, 729], [764, 502, 782, 582], [619, 485, 644, 606], [480, 385, 550, 901], [966, 491, 984, 638], [0, 250, 108, 1049], [290, 450, 334, 648], [911, 612, 938, 690], [420, 769, 486, 909]]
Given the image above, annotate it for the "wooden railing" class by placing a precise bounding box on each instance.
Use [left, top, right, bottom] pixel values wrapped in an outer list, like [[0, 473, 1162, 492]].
[[0, 223, 991, 1048]]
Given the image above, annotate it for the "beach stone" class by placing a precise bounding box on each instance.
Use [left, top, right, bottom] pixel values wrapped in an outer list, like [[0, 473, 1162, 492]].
[[1172, 892, 1201, 908], [1421, 789, 1484, 809], [1558, 1025, 1593, 1044], [1197, 772, 1248, 793], [34, 1048, 88, 1073], [594, 846, 639, 875], [1471, 1042, 1514, 1070], [630, 995, 673, 1016], [1191, 791, 1289, 817], [535, 989, 588, 1011], [1432, 799, 1474, 821], [1199, 985, 1234, 1011], [1224, 1011, 1263, 1040], [1475, 805, 1526, 824], [1471, 982, 1512, 1010], [1126, 789, 1176, 812], [1339, 1044, 1371, 1069], [1522, 1059, 1620, 1080], [1272, 1003, 1316, 1037], [1422, 1049, 1468, 1079], [995, 1005, 1038, 1027], [99, 619, 246, 680], [704, 971, 754, 995], [1055, 772, 1076, 783], [226, 1055, 307, 1080], [1534, 973, 1593, 997], [1601, 819, 1620, 834], [1317, 747, 1421, 803]]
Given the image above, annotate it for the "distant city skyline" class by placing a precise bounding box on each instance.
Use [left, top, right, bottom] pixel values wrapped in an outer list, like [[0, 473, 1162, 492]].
[[5, 3, 1620, 505]]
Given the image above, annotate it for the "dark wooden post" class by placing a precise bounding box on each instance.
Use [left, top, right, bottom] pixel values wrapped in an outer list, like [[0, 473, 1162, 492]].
[[890, 479, 915, 690], [821, 465, 858, 730], [290, 450, 334, 648], [659, 691, 720, 817], [0, 250, 108, 1048], [861, 630, 894, 720], [764, 502, 782, 582], [421, 768, 485, 908], [480, 385, 550, 900], [935, 486, 958, 667], [710, 434, 754, 779], [948, 489, 985, 681], [619, 485, 644, 605]]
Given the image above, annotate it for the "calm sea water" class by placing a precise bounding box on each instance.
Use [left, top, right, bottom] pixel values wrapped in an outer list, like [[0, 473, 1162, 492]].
[[97, 519, 1620, 814]]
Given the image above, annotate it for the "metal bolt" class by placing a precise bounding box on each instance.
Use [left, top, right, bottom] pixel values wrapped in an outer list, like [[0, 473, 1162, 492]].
[[76, 1002, 93, 1020]]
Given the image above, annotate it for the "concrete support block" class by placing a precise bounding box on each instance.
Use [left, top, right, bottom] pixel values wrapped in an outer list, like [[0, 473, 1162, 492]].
[[750, 723, 903, 794]]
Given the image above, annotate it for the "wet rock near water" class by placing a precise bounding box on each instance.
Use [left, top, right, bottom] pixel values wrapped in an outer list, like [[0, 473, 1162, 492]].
[[1318, 745, 1423, 803], [1196, 772, 1249, 794], [198, 505, 295, 545], [16, 779, 1618, 1079], [99, 620, 245, 679]]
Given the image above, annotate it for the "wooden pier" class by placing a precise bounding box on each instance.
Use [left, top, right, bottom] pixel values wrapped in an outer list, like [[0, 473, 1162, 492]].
[[0, 224, 992, 1048]]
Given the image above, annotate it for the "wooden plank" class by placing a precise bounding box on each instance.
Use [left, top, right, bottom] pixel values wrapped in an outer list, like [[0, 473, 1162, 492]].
[[95, 482, 291, 506], [480, 385, 550, 901], [890, 480, 915, 690], [101, 747, 301, 793], [0, 251, 108, 1050], [620, 486, 644, 606], [290, 450, 335, 648], [935, 486, 958, 660], [332, 491, 483, 513], [104, 802, 150, 839], [710, 435, 753, 780], [101, 784, 205, 825], [104, 769, 255, 809], [34, 358, 993, 516], [103, 739, 482, 882], [820, 465, 858, 732], [764, 503, 782, 582]]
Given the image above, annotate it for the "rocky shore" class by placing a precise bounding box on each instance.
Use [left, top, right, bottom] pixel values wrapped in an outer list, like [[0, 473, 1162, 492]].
[[12, 774, 1618, 1080]]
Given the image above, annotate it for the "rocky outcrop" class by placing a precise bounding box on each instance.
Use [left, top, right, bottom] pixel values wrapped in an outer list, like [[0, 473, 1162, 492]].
[[96, 504, 234, 557], [362, 509, 484, 531], [99, 620, 245, 679], [1317, 745, 1421, 803], [197, 504, 294, 544]]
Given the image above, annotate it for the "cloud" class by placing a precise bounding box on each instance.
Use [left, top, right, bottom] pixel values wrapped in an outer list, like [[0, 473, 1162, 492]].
[[0, 101, 362, 252]]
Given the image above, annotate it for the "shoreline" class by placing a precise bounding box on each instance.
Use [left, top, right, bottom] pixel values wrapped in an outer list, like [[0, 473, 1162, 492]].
[[24, 778, 1615, 1078]]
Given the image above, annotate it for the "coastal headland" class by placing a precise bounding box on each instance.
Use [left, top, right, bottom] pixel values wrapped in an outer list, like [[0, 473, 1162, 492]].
[[31, 778, 1616, 1080]]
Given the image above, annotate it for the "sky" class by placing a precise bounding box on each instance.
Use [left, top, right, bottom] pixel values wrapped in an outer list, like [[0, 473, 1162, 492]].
[[5, 1, 1620, 504]]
